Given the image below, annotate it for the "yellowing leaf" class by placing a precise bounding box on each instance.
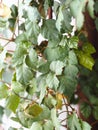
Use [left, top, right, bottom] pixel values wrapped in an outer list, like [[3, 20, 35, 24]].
[[25, 103, 43, 117]]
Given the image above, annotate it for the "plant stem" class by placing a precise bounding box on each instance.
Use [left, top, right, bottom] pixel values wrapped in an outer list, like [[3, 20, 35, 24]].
[[0, 36, 13, 42], [47, 7, 52, 19]]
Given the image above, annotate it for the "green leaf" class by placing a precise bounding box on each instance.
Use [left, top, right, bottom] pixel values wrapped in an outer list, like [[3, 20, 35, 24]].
[[0, 106, 4, 123], [38, 61, 50, 74], [28, 78, 37, 95], [8, 127, 17, 130], [15, 33, 28, 44], [95, 18, 98, 31], [64, 65, 78, 78], [46, 73, 59, 90], [41, 19, 60, 41], [25, 48, 38, 69], [82, 43, 96, 54], [50, 60, 64, 75], [0, 49, 7, 63], [44, 94, 57, 109], [93, 106, 98, 120], [2, 69, 13, 84], [44, 46, 67, 62], [51, 108, 60, 130], [44, 47, 60, 62], [59, 76, 77, 99], [43, 120, 54, 130], [56, 6, 72, 33], [6, 94, 20, 113], [16, 63, 34, 85], [8, 18, 16, 31], [11, 81, 24, 93], [68, 36, 78, 49], [87, 0, 95, 18], [80, 119, 91, 130], [25, 103, 43, 118], [70, 0, 86, 30], [39, 78, 47, 104], [67, 112, 81, 130], [80, 102, 91, 119], [0, 84, 8, 99], [68, 50, 78, 65], [12, 45, 27, 67], [30, 122, 42, 130], [77, 51, 95, 70], [10, 4, 18, 18], [94, 1, 98, 13], [25, 21, 40, 44], [27, 6, 41, 22]]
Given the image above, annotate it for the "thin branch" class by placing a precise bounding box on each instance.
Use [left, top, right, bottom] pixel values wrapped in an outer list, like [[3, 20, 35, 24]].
[[7, 50, 15, 53], [47, 7, 52, 19], [91, 120, 98, 126], [58, 110, 72, 115], [61, 124, 67, 128], [60, 117, 68, 123], [0, 36, 13, 42]]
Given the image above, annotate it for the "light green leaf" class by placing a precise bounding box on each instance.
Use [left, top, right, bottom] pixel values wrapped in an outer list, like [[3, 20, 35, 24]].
[[25, 103, 43, 118], [30, 122, 42, 130], [68, 50, 78, 65], [27, 6, 41, 22], [16, 63, 33, 85], [2, 69, 13, 84], [41, 19, 60, 41], [6, 94, 20, 113], [51, 108, 60, 130], [11, 81, 24, 93], [44, 47, 60, 61], [46, 73, 59, 90], [25, 21, 40, 43], [39, 78, 47, 104], [44, 46, 67, 62], [43, 120, 54, 130], [44, 94, 57, 109], [77, 51, 95, 70], [68, 36, 78, 49], [0, 84, 8, 99], [50, 60, 64, 75], [87, 0, 95, 18], [64, 65, 78, 78], [80, 102, 91, 119], [0, 49, 7, 63], [80, 120, 91, 130], [70, 0, 86, 30], [56, 6, 72, 33], [67, 112, 81, 130], [59, 36, 67, 46], [12, 45, 27, 67], [28, 78, 37, 95], [15, 33, 28, 44]]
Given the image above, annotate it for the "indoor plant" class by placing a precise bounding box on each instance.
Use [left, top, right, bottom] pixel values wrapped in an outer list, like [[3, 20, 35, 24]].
[[0, 0, 98, 130]]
